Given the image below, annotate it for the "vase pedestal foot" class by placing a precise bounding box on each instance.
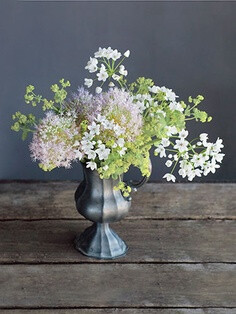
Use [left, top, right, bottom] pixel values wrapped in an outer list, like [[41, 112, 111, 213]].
[[74, 222, 128, 259]]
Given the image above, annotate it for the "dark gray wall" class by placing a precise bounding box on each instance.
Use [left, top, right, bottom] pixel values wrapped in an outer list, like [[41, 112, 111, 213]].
[[0, 0, 235, 182]]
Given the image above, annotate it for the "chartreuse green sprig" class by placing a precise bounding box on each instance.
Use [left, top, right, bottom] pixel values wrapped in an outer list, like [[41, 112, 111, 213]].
[[11, 79, 71, 140]]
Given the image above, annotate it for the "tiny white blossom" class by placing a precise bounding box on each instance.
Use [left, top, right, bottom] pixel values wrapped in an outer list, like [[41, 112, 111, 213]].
[[174, 139, 189, 153], [84, 78, 93, 88], [117, 138, 125, 147], [163, 173, 176, 182], [111, 49, 121, 61], [87, 150, 96, 160], [165, 160, 172, 167], [74, 150, 83, 160], [199, 133, 208, 143], [112, 74, 121, 81], [108, 82, 115, 87], [88, 122, 100, 135], [119, 65, 128, 76], [148, 86, 160, 94], [96, 144, 110, 160], [166, 126, 178, 136], [161, 138, 170, 147], [179, 129, 188, 139], [97, 67, 108, 82], [96, 87, 102, 94], [85, 57, 98, 73], [124, 50, 130, 57], [169, 101, 184, 112], [155, 145, 166, 158], [86, 161, 97, 171], [103, 165, 109, 171]]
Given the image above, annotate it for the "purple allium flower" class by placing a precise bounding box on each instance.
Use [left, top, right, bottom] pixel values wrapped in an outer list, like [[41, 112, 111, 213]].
[[95, 88, 143, 140], [29, 112, 80, 170], [67, 87, 98, 123]]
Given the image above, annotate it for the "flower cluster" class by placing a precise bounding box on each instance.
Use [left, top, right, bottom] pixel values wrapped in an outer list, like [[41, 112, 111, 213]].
[[29, 112, 79, 171], [12, 46, 224, 194], [155, 130, 224, 182], [84, 47, 130, 93]]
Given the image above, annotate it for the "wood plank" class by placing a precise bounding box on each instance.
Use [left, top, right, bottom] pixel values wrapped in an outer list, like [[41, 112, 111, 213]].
[[0, 309, 235, 314], [0, 182, 235, 220], [0, 220, 235, 263], [0, 264, 235, 308]]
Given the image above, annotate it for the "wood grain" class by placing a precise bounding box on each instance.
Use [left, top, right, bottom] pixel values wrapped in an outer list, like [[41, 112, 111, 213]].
[[0, 264, 235, 308], [0, 182, 235, 220], [0, 220, 235, 263], [0, 309, 235, 314]]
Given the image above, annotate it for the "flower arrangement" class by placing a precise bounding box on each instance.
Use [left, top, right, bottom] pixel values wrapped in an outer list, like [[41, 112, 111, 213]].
[[11, 47, 224, 196]]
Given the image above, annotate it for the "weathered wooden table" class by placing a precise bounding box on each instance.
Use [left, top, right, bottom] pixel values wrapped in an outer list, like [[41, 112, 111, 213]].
[[0, 182, 235, 313]]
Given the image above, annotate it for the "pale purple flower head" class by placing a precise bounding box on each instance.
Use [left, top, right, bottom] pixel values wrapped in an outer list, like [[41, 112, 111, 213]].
[[29, 112, 80, 170], [95, 88, 143, 140]]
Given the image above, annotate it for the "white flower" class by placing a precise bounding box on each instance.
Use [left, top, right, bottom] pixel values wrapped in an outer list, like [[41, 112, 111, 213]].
[[74, 150, 83, 160], [191, 154, 206, 168], [81, 140, 95, 151], [96, 144, 110, 160], [111, 49, 121, 61], [103, 47, 113, 59], [199, 133, 208, 143], [119, 65, 128, 76], [208, 160, 220, 174], [179, 129, 188, 139], [85, 57, 98, 73], [103, 165, 109, 171], [119, 147, 127, 156], [108, 82, 115, 87], [163, 173, 176, 182], [117, 138, 125, 147], [84, 78, 93, 88], [97, 66, 108, 82], [82, 131, 94, 141], [94, 47, 106, 58], [124, 50, 130, 57], [214, 138, 224, 152], [169, 101, 184, 112], [148, 86, 160, 94], [88, 122, 100, 135], [161, 138, 170, 147], [86, 161, 97, 170], [174, 139, 189, 153], [165, 160, 172, 167], [96, 87, 102, 94], [213, 153, 225, 163], [173, 154, 178, 161], [87, 150, 96, 160], [168, 154, 173, 158], [160, 87, 178, 102], [155, 145, 166, 158], [112, 74, 120, 81], [178, 168, 187, 178], [194, 169, 202, 177], [166, 126, 178, 136]]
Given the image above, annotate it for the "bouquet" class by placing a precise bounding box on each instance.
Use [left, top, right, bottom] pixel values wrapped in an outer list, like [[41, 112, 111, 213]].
[[11, 47, 224, 196]]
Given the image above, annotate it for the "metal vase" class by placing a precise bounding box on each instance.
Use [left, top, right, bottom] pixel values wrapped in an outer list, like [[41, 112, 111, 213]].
[[74, 163, 131, 259], [74, 160, 152, 259]]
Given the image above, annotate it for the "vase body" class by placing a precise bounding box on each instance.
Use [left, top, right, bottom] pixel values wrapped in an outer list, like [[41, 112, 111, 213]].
[[74, 163, 131, 259]]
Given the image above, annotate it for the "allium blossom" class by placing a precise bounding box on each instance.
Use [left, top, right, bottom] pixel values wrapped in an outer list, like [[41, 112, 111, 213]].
[[29, 112, 79, 170]]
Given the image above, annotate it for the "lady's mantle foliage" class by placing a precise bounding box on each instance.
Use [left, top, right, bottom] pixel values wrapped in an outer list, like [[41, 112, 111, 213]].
[[11, 47, 224, 195]]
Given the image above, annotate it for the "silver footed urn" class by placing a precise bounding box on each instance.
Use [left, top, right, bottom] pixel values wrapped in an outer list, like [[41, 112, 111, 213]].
[[74, 162, 151, 259]]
